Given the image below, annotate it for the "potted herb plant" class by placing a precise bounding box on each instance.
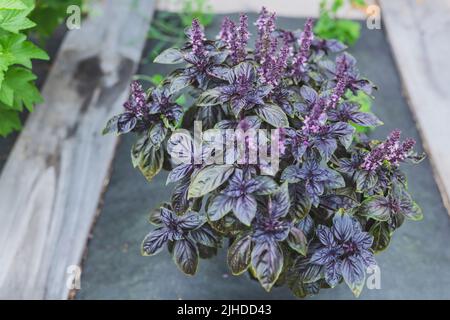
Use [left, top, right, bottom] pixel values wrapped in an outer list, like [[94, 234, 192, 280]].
[[103, 8, 424, 298]]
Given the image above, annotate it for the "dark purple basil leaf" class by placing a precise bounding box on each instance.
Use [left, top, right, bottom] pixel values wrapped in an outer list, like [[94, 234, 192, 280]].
[[407, 152, 426, 164], [255, 104, 289, 128], [315, 225, 336, 248], [332, 214, 353, 243], [323, 168, 346, 189], [227, 234, 252, 275], [324, 260, 342, 288], [287, 256, 322, 290], [354, 169, 378, 193], [369, 221, 391, 252], [341, 256, 365, 297], [351, 112, 382, 127], [287, 227, 308, 256], [207, 65, 230, 80], [178, 211, 205, 230], [314, 138, 337, 161], [289, 183, 311, 219], [154, 48, 185, 64], [402, 201, 423, 221], [167, 164, 193, 185], [190, 225, 218, 247], [227, 61, 254, 84], [149, 122, 167, 146], [300, 86, 318, 105], [251, 240, 284, 292], [297, 214, 315, 239], [173, 238, 199, 275], [326, 39, 347, 52], [320, 195, 358, 217], [234, 194, 257, 226], [208, 194, 235, 221], [197, 88, 222, 106], [117, 112, 137, 134], [102, 114, 120, 135], [360, 195, 391, 221], [281, 165, 301, 183], [250, 176, 279, 195], [269, 183, 290, 218], [142, 227, 168, 256], [188, 165, 235, 199], [171, 177, 190, 214], [169, 74, 193, 94], [230, 97, 247, 116], [329, 122, 355, 149], [148, 207, 162, 226], [197, 243, 218, 259]]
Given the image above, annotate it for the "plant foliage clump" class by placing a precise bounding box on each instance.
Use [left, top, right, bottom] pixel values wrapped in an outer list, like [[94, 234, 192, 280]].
[[104, 8, 425, 298], [0, 0, 49, 137]]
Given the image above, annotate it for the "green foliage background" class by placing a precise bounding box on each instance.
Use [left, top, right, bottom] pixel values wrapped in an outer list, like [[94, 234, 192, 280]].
[[0, 0, 49, 137]]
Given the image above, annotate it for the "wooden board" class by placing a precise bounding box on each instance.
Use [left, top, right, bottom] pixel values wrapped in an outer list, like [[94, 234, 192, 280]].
[[0, 0, 155, 299], [380, 0, 450, 214]]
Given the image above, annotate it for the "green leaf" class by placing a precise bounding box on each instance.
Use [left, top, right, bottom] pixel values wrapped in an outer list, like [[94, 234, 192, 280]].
[[0, 33, 49, 69], [255, 103, 289, 128], [188, 165, 235, 199], [0, 106, 21, 136], [0, 66, 42, 111], [0, 7, 35, 33], [227, 234, 252, 275], [0, 0, 27, 10]]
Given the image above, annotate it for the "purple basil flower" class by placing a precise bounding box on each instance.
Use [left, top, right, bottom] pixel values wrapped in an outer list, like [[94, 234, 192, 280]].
[[310, 214, 376, 290], [187, 19, 206, 59], [220, 14, 250, 64], [328, 53, 376, 96], [218, 17, 233, 44], [292, 18, 314, 77], [255, 7, 276, 63], [362, 129, 417, 171]]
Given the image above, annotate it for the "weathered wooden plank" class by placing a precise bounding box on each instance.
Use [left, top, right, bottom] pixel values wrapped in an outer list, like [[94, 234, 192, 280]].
[[0, 0, 155, 299], [379, 0, 450, 214]]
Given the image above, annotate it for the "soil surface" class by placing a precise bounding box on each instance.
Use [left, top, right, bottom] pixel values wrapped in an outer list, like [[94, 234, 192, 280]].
[[76, 14, 450, 299]]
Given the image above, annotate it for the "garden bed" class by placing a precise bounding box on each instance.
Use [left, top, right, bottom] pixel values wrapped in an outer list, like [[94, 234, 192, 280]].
[[76, 13, 450, 299]]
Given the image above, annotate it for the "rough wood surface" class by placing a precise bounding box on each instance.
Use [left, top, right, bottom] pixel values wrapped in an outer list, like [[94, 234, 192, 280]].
[[0, 0, 155, 299], [380, 0, 450, 214]]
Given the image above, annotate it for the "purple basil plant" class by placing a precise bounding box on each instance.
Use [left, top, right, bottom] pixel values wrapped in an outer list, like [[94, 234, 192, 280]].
[[103, 8, 425, 298]]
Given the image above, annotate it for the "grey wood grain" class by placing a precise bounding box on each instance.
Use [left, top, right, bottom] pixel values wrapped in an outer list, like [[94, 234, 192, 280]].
[[0, 0, 155, 299], [380, 0, 450, 214]]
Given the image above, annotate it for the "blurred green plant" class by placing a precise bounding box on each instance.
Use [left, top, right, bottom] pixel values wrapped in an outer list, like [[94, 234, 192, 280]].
[[30, 0, 82, 42], [314, 0, 366, 46], [146, 0, 213, 62], [0, 0, 49, 137]]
